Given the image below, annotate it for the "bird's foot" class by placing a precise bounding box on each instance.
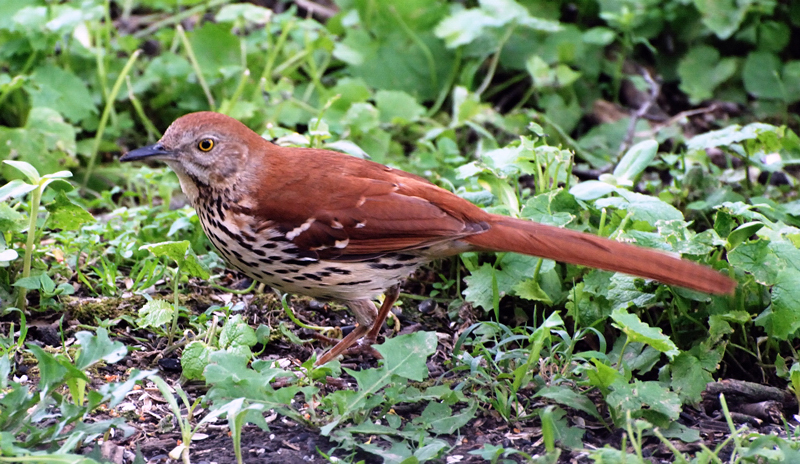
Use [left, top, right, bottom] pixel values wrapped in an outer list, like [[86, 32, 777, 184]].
[[340, 336, 382, 361]]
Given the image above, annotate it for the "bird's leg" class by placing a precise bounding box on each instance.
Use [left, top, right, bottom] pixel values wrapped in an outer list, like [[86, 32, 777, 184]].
[[364, 284, 401, 344], [314, 299, 377, 366], [313, 286, 401, 365]]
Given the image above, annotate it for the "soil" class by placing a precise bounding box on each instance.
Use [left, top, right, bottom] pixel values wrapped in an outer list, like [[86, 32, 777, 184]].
[[8, 270, 797, 464]]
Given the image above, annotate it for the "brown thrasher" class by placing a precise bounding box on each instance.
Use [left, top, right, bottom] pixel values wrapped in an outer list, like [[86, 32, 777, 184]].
[[121, 112, 736, 365]]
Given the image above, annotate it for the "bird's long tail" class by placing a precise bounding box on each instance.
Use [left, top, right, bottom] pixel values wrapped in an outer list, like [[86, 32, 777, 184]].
[[465, 216, 736, 295]]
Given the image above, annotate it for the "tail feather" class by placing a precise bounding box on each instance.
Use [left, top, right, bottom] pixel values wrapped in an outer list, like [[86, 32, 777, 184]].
[[465, 216, 735, 295]]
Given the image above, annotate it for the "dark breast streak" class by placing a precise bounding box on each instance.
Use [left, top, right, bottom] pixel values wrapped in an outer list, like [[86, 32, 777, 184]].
[[193, 188, 426, 301]]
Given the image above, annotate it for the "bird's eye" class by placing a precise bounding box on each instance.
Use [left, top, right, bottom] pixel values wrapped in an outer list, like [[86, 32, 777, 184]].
[[197, 139, 214, 152]]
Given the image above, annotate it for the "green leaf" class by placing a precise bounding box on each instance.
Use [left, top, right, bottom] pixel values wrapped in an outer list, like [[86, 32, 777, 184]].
[[45, 191, 95, 231], [686, 122, 781, 152], [0, 249, 18, 263], [0, 179, 37, 202], [187, 22, 242, 82], [27, 344, 80, 395], [181, 341, 211, 380], [587, 360, 623, 394], [375, 90, 425, 125], [434, 0, 560, 48], [219, 314, 258, 349], [596, 189, 683, 226], [512, 278, 553, 304], [414, 399, 477, 435], [743, 51, 784, 100], [693, 0, 751, 40], [75, 328, 127, 370], [3, 160, 40, 184], [607, 380, 681, 422], [12, 275, 46, 290], [569, 180, 617, 201], [137, 299, 174, 328], [611, 308, 679, 359], [670, 351, 715, 404], [463, 254, 542, 310], [215, 3, 271, 24], [606, 275, 657, 311], [613, 140, 658, 186], [141, 240, 210, 279], [335, 26, 454, 101], [535, 386, 602, 420], [0, 203, 25, 233], [757, 268, 800, 340], [677, 45, 737, 104], [26, 65, 97, 123], [375, 332, 438, 382], [725, 221, 765, 250], [727, 240, 781, 285], [519, 190, 577, 228]]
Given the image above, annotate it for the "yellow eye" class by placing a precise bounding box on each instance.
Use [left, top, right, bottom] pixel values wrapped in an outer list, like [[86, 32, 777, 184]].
[[198, 139, 214, 152]]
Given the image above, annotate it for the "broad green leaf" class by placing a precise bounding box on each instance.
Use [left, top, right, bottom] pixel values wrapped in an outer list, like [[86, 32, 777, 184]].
[[181, 341, 211, 380], [587, 359, 623, 393], [520, 189, 578, 227], [670, 351, 716, 404], [219, 314, 258, 349], [677, 45, 737, 103], [611, 308, 679, 359], [727, 240, 781, 285], [606, 275, 657, 311], [141, 240, 190, 263], [613, 140, 657, 186], [215, 3, 271, 24], [742, 51, 784, 100], [187, 23, 242, 82], [512, 278, 553, 304], [3, 160, 40, 184], [0, 249, 18, 262], [413, 399, 477, 435], [45, 191, 95, 231], [726, 221, 765, 250], [607, 379, 681, 422], [26, 65, 97, 123], [0, 203, 24, 233], [375, 90, 425, 125], [434, 0, 560, 48], [596, 189, 683, 226], [336, 27, 454, 102], [414, 440, 449, 461], [569, 180, 617, 201], [136, 299, 174, 328], [686, 123, 781, 151], [375, 332, 438, 381], [12, 274, 46, 290], [75, 328, 127, 370], [464, 254, 542, 310], [535, 386, 602, 420], [27, 344, 84, 395], [141, 240, 210, 279], [757, 268, 800, 340], [0, 179, 37, 202], [693, 0, 751, 39]]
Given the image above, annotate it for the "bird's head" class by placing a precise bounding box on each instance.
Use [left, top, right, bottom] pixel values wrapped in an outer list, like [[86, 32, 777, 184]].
[[121, 112, 265, 202]]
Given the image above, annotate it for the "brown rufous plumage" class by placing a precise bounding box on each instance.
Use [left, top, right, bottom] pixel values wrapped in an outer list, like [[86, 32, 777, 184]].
[[121, 112, 736, 364]]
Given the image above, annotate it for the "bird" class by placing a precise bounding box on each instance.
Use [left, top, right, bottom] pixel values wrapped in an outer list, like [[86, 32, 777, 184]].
[[121, 111, 736, 365]]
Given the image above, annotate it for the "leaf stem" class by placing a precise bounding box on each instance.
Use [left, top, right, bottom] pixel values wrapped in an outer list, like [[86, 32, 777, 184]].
[[17, 184, 42, 309], [177, 25, 215, 110], [82, 50, 142, 190]]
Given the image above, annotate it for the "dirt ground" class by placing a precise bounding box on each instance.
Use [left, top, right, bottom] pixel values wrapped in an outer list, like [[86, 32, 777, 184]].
[[10, 270, 795, 464]]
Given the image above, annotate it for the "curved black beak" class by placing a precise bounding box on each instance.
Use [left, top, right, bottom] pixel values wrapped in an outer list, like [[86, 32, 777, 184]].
[[120, 143, 174, 162]]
